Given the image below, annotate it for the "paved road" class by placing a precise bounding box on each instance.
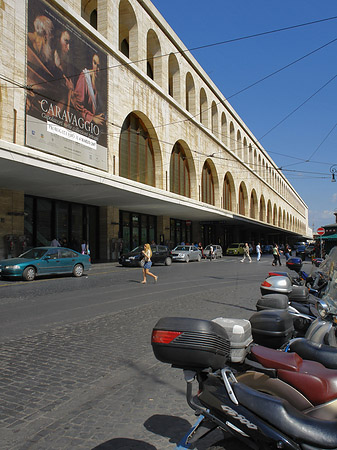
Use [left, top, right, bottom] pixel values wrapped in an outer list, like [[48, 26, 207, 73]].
[[0, 254, 300, 449]]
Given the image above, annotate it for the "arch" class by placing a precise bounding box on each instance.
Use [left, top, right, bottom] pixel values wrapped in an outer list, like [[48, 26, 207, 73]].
[[229, 122, 235, 153], [237, 130, 242, 159], [267, 200, 272, 224], [259, 195, 266, 222], [81, 0, 97, 28], [119, 112, 160, 187], [238, 182, 248, 216], [253, 149, 257, 172], [258, 154, 262, 176], [248, 144, 252, 167], [170, 140, 194, 198], [185, 72, 196, 115], [211, 101, 218, 137], [223, 172, 235, 211], [200, 88, 208, 127], [243, 137, 248, 163], [221, 113, 227, 146], [147, 29, 162, 86], [201, 160, 215, 205], [273, 203, 277, 225], [250, 189, 258, 219], [119, 0, 137, 60], [168, 53, 180, 102]]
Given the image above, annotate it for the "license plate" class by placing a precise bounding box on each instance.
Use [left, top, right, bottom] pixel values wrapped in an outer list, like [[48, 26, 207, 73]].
[[125, 259, 130, 262]]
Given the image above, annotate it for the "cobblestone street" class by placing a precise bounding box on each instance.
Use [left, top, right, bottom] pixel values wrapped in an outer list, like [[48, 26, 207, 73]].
[[0, 257, 274, 449]]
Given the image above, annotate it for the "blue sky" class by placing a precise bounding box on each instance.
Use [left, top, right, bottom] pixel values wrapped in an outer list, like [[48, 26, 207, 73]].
[[151, 0, 337, 232]]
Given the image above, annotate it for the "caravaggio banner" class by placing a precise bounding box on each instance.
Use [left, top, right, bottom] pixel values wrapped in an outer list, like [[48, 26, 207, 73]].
[[26, 0, 108, 170]]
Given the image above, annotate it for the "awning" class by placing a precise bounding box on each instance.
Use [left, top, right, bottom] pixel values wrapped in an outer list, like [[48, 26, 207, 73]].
[[321, 233, 337, 240]]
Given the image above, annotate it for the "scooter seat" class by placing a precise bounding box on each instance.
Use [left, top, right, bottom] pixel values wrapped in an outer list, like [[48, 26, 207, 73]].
[[251, 345, 337, 405], [289, 338, 337, 370], [233, 381, 337, 448]]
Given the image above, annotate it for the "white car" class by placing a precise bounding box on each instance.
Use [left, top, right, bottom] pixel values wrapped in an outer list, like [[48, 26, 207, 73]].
[[171, 245, 202, 263], [203, 245, 223, 259]]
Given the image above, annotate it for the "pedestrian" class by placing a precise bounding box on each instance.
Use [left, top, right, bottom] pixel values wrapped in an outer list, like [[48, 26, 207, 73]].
[[141, 243, 158, 284], [209, 244, 214, 261], [241, 243, 252, 263], [50, 237, 61, 247], [272, 243, 282, 266], [81, 241, 87, 254], [284, 244, 291, 261], [256, 242, 262, 261], [198, 242, 204, 258]]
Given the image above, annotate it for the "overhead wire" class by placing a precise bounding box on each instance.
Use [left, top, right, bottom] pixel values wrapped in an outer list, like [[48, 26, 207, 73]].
[[1, 14, 336, 179]]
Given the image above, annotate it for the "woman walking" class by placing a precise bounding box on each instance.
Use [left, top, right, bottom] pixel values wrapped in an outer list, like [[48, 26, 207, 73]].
[[272, 243, 281, 266], [141, 243, 158, 284]]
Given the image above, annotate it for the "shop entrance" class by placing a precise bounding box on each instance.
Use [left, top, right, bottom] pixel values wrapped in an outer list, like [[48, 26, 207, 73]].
[[120, 211, 156, 254], [24, 195, 99, 260]]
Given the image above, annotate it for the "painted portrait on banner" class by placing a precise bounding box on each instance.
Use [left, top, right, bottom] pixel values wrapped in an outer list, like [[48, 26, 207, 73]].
[[26, 0, 108, 170]]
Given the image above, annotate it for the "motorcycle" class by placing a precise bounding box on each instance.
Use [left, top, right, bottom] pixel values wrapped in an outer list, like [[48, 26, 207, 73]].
[[257, 253, 332, 335], [151, 315, 337, 449]]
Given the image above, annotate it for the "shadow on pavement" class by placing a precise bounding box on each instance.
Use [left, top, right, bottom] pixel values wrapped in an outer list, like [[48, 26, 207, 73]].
[[92, 438, 156, 449], [144, 414, 192, 445]]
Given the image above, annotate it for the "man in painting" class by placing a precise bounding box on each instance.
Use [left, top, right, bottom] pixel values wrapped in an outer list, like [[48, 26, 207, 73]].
[[26, 15, 55, 113], [74, 53, 105, 126]]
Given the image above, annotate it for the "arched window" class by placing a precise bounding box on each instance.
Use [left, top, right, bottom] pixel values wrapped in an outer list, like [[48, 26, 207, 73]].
[[200, 88, 208, 127], [223, 173, 233, 211], [147, 30, 162, 86], [229, 122, 235, 153], [267, 200, 272, 223], [185, 72, 195, 114], [260, 196, 266, 221], [250, 190, 257, 219], [119, 0, 137, 60], [201, 162, 214, 205], [238, 183, 247, 216], [81, 0, 97, 29], [168, 53, 180, 101], [211, 101, 218, 136], [170, 142, 190, 197], [120, 113, 155, 186], [221, 113, 227, 146]]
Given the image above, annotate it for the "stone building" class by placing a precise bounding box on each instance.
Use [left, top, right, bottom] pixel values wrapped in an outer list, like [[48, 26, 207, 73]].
[[0, 0, 309, 260]]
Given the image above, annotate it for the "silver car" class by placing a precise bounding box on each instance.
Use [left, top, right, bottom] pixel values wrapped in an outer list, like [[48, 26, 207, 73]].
[[171, 245, 202, 263], [203, 245, 223, 259]]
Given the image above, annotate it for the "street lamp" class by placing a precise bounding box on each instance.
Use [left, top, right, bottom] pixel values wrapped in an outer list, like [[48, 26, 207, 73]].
[[330, 164, 337, 182]]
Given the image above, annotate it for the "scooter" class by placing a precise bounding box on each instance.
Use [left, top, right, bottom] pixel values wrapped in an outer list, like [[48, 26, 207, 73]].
[[152, 316, 337, 449]]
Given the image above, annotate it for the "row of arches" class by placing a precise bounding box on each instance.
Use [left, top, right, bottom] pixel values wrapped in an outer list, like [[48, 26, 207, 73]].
[[119, 112, 305, 234], [80, 0, 305, 219]]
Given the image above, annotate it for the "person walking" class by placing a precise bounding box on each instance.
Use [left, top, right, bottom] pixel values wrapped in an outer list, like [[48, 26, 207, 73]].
[[256, 242, 262, 261], [141, 243, 158, 284], [272, 243, 282, 266], [209, 244, 214, 261], [284, 244, 291, 261], [241, 243, 252, 263]]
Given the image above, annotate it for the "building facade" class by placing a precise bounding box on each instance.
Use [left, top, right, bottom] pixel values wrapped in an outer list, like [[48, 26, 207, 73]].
[[0, 0, 309, 260]]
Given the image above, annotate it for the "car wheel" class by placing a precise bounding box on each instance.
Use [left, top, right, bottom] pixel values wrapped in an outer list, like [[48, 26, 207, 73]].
[[197, 255, 201, 262], [73, 263, 84, 277], [164, 257, 172, 266], [23, 266, 36, 281], [185, 256, 190, 263]]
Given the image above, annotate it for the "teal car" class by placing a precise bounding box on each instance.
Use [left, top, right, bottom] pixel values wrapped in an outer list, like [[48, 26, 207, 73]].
[[0, 247, 91, 281]]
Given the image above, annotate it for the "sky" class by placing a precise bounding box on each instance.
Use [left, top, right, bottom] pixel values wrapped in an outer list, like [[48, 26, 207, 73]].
[[151, 0, 337, 232]]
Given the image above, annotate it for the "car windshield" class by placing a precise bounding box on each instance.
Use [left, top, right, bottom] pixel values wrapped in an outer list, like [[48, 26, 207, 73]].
[[174, 246, 189, 251], [19, 248, 48, 259], [131, 246, 144, 253], [229, 244, 239, 248]]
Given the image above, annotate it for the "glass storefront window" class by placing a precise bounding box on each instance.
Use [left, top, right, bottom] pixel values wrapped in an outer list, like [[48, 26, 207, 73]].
[[70, 204, 83, 252], [36, 198, 52, 246], [24, 196, 34, 248], [56, 201, 69, 247]]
